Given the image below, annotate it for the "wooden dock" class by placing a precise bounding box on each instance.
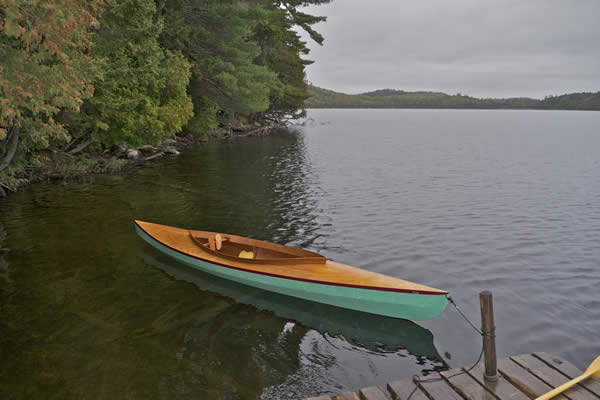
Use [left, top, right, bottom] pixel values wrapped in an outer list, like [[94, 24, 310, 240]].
[[304, 352, 600, 400]]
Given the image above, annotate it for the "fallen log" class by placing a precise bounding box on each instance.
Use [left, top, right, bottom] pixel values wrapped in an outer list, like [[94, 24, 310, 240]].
[[144, 152, 164, 161]]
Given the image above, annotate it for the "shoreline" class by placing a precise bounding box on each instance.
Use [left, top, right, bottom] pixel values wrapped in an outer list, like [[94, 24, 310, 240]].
[[305, 106, 600, 111], [0, 122, 284, 199]]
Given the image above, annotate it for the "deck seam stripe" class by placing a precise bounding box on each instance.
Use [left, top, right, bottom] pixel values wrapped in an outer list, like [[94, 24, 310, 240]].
[[135, 222, 448, 295]]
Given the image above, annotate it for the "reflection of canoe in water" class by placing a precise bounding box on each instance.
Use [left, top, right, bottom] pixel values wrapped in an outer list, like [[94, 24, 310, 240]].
[[138, 248, 444, 361], [135, 220, 449, 321]]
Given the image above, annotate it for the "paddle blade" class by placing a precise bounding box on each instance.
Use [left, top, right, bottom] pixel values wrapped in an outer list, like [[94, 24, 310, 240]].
[[585, 356, 600, 378]]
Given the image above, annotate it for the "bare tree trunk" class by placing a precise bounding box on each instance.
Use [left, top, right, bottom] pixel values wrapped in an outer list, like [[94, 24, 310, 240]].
[[228, 109, 235, 133], [63, 134, 85, 152], [69, 138, 94, 154], [0, 126, 19, 173]]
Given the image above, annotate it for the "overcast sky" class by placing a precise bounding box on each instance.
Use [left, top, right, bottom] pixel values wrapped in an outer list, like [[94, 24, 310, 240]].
[[298, 0, 600, 99]]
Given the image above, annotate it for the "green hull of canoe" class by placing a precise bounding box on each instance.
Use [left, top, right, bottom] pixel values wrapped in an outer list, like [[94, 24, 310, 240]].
[[136, 226, 448, 321]]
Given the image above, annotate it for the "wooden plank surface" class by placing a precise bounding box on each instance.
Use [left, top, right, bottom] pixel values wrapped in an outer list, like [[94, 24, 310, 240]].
[[465, 362, 529, 400], [417, 374, 464, 400], [359, 386, 392, 400], [511, 354, 597, 400], [303, 353, 595, 400], [387, 379, 429, 400], [335, 391, 360, 400], [534, 352, 600, 399], [441, 367, 495, 400], [498, 357, 568, 399]]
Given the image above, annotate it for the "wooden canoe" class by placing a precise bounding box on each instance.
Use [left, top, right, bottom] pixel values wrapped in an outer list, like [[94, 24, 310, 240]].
[[135, 220, 449, 320]]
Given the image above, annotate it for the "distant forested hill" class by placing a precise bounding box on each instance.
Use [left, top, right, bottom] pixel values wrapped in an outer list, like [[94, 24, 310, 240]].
[[306, 86, 600, 110]]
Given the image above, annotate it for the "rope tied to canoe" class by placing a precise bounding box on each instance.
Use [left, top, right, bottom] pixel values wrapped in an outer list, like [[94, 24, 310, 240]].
[[406, 295, 490, 400]]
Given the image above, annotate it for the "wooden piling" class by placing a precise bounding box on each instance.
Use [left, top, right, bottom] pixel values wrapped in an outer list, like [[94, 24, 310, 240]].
[[480, 290, 498, 382]]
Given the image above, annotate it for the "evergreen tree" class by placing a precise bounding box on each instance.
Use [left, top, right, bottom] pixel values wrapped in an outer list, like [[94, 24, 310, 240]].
[[80, 0, 193, 147], [159, 0, 329, 134], [160, 1, 278, 134]]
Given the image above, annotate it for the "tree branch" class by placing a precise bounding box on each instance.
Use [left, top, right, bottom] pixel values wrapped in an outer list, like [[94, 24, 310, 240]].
[[68, 138, 94, 154], [0, 181, 15, 192], [63, 133, 86, 152]]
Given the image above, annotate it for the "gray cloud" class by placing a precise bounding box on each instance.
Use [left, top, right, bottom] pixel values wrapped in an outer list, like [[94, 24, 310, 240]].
[[299, 0, 600, 98]]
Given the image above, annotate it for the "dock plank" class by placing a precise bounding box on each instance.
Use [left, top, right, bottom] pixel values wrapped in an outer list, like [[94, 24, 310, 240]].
[[417, 374, 464, 400], [335, 391, 360, 400], [359, 386, 392, 400], [498, 357, 568, 399], [303, 353, 593, 400], [534, 352, 600, 399], [441, 367, 497, 400], [465, 362, 530, 400], [512, 354, 597, 400], [387, 379, 429, 400]]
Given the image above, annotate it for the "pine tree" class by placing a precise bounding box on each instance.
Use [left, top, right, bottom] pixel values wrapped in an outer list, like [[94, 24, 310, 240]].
[[81, 0, 193, 147]]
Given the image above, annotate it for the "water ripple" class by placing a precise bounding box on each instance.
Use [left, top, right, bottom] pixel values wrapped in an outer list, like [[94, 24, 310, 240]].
[[2, 111, 600, 399]]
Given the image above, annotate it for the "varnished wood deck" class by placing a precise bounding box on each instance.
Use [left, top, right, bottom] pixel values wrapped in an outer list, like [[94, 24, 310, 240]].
[[304, 352, 600, 400]]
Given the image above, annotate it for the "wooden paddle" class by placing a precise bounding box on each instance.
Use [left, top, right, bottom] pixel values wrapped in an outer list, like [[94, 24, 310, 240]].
[[535, 356, 600, 400]]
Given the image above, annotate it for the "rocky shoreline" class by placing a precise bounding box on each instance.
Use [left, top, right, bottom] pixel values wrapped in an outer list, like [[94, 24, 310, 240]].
[[0, 122, 285, 198]]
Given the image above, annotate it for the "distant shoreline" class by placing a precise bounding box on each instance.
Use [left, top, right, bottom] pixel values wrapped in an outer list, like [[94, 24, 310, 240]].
[[306, 86, 600, 111]]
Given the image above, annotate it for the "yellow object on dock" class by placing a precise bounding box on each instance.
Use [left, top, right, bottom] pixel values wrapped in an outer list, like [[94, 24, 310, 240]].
[[535, 355, 600, 400]]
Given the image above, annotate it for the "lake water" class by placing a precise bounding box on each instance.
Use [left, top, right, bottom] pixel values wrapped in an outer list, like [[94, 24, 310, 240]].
[[1, 109, 599, 399]]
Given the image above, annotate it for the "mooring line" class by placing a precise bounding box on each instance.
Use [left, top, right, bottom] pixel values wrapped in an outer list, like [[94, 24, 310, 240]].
[[406, 295, 488, 400]]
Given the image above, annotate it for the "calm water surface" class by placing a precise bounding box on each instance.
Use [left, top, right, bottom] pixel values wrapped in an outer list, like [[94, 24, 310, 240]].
[[1, 109, 599, 399]]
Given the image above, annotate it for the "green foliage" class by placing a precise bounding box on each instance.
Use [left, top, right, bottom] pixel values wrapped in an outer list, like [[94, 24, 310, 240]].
[[185, 79, 218, 137], [252, 5, 312, 120], [274, 1, 330, 45], [189, 5, 276, 116], [306, 86, 600, 110], [0, 0, 103, 176], [84, 0, 193, 147], [540, 92, 600, 110], [0, 0, 328, 184], [159, 0, 328, 133], [160, 1, 275, 132]]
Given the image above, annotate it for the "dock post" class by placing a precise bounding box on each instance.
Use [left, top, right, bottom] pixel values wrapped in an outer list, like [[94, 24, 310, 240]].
[[480, 290, 498, 382]]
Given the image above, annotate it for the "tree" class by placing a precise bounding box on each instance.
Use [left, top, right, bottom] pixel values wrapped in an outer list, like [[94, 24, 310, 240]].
[[274, 0, 330, 45], [0, 0, 104, 178], [160, 1, 278, 133], [252, 5, 310, 121], [159, 0, 330, 133], [74, 0, 193, 147]]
